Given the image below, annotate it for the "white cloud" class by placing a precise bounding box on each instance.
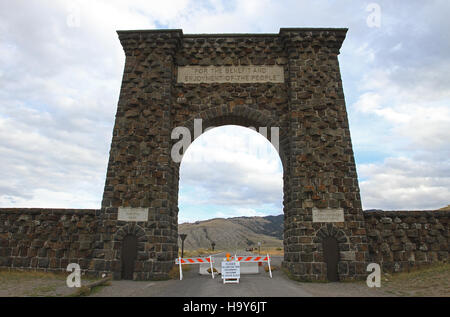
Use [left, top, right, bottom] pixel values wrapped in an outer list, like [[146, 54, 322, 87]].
[[352, 56, 450, 156], [359, 157, 450, 210], [216, 207, 268, 219], [0, 0, 449, 216], [350, 27, 450, 209], [179, 126, 283, 212], [355, 42, 376, 63]]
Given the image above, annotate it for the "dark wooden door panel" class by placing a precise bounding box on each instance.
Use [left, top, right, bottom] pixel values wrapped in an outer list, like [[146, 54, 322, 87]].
[[121, 235, 138, 280], [323, 236, 339, 282]]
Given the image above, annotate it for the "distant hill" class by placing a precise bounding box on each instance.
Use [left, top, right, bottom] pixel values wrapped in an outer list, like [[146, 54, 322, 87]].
[[179, 206, 449, 250], [179, 214, 283, 251], [364, 206, 449, 212]]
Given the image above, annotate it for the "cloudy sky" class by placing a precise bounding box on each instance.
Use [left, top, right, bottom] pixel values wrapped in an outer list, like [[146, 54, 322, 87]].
[[0, 0, 449, 222]]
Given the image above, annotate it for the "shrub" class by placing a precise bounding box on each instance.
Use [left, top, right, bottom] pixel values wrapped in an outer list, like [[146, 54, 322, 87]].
[[265, 265, 278, 272], [168, 264, 191, 279]]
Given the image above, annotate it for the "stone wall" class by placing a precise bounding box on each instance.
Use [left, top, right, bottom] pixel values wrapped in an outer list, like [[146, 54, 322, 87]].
[[0, 208, 178, 280], [1, 208, 448, 280], [364, 210, 449, 272], [0, 208, 103, 276]]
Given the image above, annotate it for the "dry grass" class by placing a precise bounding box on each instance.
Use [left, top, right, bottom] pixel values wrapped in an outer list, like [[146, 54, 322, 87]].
[[0, 269, 66, 281], [252, 247, 284, 256], [0, 269, 101, 297], [179, 248, 224, 257], [168, 264, 192, 279], [0, 269, 66, 297], [380, 262, 450, 297], [68, 281, 111, 297], [264, 265, 278, 272]]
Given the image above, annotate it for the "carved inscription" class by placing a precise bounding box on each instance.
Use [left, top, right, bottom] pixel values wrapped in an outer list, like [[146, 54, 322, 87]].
[[312, 208, 345, 223], [177, 65, 284, 83], [118, 207, 149, 222]]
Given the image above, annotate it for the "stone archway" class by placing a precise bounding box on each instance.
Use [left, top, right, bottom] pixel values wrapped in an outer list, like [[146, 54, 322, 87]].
[[98, 28, 369, 281]]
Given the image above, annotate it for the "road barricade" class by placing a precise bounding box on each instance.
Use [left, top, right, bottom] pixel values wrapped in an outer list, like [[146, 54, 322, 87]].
[[231, 254, 272, 278], [175, 254, 272, 281], [175, 256, 215, 280]]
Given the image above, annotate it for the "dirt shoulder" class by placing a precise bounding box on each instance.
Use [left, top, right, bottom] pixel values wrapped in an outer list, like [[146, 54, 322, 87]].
[[0, 269, 101, 297], [379, 262, 449, 297], [292, 262, 449, 297], [1, 262, 448, 297]]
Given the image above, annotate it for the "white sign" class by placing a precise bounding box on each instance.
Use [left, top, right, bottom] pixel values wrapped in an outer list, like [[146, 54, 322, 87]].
[[312, 208, 344, 222], [221, 261, 240, 279], [118, 207, 149, 222], [177, 65, 284, 84]]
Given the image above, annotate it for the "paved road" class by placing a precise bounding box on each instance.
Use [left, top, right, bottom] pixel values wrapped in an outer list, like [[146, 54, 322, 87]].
[[93, 264, 313, 297], [92, 251, 390, 297]]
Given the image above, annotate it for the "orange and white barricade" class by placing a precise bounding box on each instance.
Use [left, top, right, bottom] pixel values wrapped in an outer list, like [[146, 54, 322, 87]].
[[231, 254, 272, 278], [175, 256, 215, 280]]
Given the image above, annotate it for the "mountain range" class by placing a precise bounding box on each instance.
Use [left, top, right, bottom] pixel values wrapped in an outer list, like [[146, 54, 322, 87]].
[[179, 205, 449, 250], [178, 214, 284, 251]]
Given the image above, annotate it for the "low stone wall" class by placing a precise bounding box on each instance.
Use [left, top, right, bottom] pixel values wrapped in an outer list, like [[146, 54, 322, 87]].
[[1, 208, 448, 279], [364, 210, 449, 272], [0, 208, 102, 275]]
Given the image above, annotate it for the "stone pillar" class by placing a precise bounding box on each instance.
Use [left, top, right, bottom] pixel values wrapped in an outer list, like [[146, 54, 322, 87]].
[[101, 29, 183, 279], [280, 28, 369, 280]]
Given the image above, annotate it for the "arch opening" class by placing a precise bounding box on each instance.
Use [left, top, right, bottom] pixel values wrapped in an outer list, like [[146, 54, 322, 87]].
[[176, 124, 284, 255]]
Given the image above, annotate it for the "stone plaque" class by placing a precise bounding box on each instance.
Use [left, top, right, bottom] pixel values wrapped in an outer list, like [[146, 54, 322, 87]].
[[312, 208, 344, 223], [177, 65, 284, 84], [118, 207, 149, 222], [340, 251, 356, 261]]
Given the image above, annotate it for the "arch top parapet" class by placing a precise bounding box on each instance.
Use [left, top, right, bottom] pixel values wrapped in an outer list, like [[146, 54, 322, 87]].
[[116, 27, 348, 54]]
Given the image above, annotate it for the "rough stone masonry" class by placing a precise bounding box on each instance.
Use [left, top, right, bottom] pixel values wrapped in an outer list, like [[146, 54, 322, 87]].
[[0, 28, 448, 281]]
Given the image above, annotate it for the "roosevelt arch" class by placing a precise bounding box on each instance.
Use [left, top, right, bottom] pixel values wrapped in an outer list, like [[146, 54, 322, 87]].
[[100, 28, 369, 281]]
